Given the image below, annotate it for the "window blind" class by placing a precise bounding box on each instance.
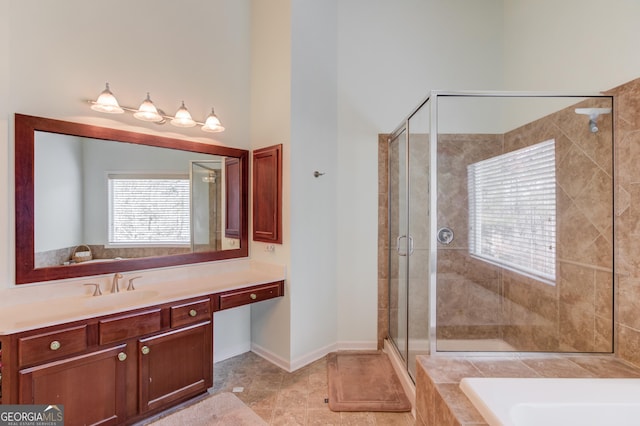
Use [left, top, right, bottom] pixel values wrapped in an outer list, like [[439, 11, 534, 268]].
[[108, 175, 190, 245], [468, 139, 556, 283]]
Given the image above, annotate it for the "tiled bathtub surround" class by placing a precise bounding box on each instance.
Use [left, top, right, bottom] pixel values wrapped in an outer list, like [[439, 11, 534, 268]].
[[414, 354, 640, 426]]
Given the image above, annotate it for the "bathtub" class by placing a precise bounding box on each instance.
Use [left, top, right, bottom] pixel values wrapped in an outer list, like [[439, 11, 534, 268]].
[[460, 377, 640, 426]]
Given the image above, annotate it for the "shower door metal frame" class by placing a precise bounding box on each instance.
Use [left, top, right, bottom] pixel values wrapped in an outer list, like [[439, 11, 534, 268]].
[[390, 90, 614, 359]]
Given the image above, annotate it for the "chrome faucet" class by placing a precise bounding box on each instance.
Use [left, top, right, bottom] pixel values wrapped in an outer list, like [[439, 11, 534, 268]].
[[111, 273, 123, 293]]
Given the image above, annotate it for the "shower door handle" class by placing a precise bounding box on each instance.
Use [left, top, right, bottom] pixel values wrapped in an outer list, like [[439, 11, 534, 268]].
[[408, 235, 414, 256], [396, 235, 407, 256]]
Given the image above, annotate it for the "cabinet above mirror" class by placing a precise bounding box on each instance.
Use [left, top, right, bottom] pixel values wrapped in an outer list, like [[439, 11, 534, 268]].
[[15, 114, 248, 284]]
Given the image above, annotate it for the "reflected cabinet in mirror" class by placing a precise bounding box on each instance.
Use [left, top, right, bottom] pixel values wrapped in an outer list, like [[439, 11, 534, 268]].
[[15, 114, 248, 284]]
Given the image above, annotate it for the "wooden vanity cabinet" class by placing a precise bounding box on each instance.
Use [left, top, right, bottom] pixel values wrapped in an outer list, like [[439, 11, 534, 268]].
[[19, 344, 128, 426], [218, 281, 285, 310], [4, 296, 214, 425], [138, 321, 212, 413], [1, 280, 284, 424]]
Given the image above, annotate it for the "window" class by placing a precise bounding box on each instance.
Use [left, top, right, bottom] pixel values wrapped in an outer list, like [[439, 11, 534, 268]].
[[108, 174, 190, 245], [468, 139, 556, 284]]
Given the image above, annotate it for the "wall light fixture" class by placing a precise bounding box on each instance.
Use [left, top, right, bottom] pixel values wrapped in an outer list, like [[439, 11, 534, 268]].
[[89, 83, 225, 133]]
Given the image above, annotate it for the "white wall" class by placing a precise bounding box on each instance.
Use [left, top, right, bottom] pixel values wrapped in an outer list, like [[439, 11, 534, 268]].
[[1, 0, 253, 360], [288, 0, 339, 364], [503, 0, 640, 91], [248, 0, 293, 366]]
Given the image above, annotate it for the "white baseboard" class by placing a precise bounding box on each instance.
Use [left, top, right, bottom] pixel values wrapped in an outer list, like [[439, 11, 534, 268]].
[[214, 342, 251, 363], [251, 340, 378, 372], [250, 343, 292, 372]]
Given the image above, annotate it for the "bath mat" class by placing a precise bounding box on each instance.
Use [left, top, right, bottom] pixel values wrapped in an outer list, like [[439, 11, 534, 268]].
[[327, 351, 411, 412], [146, 392, 267, 425]]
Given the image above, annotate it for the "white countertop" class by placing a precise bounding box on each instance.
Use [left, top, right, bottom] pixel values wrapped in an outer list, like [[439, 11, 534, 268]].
[[0, 259, 286, 335]]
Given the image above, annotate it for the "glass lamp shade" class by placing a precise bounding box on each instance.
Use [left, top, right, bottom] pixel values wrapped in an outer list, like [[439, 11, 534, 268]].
[[201, 108, 225, 132], [170, 101, 196, 127], [133, 93, 164, 122], [90, 83, 124, 114]]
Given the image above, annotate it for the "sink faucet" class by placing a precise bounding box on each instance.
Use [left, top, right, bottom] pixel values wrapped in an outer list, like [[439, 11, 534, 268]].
[[83, 283, 102, 296], [127, 276, 142, 291], [111, 273, 123, 293]]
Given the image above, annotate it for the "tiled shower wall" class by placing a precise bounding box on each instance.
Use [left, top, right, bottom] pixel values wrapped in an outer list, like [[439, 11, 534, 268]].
[[500, 97, 613, 352], [378, 77, 640, 367], [610, 78, 640, 366]]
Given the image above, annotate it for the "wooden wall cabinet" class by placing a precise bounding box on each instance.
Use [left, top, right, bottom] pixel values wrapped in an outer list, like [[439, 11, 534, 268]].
[[252, 144, 282, 244]]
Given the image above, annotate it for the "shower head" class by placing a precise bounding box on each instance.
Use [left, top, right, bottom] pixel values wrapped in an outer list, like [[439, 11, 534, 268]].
[[575, 107, 612, 133]]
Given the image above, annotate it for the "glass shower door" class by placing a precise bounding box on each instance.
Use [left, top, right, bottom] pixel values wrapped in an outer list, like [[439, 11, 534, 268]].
[[388, 129, 408, 367], [388, 97, 431, 381]]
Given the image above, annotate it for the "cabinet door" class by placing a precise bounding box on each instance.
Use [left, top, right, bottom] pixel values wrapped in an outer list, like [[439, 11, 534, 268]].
[[252, 144, 282, 243], [19, 344, 127, 426], [138, 321, 213, 413]]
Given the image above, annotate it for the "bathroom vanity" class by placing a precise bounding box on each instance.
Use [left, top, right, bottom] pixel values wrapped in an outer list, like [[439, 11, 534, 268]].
[[0, 264, 285, 425], [3, 113, 286, 424]]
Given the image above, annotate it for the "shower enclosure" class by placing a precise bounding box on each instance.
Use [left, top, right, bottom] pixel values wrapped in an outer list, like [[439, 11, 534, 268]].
[[387, 92, 614, 382]]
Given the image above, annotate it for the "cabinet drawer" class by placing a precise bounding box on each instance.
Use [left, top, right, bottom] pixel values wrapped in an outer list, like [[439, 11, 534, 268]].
[[218, 281, 284, 310], [170, 299, 211, 328], [99, 309, 161, 345], [19, 325, 87, 367]]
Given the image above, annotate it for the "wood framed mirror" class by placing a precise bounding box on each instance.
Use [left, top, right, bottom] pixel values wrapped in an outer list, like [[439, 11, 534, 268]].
[[15, 114, 248, 284]]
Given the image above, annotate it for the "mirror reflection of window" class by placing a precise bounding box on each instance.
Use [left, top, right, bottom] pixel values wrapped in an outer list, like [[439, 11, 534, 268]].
[[108, 174, 191, 246]]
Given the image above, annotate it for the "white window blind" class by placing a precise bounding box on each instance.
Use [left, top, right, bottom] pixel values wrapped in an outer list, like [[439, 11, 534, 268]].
[[468, 139, 556, 283], [108, 174, 190, 245]]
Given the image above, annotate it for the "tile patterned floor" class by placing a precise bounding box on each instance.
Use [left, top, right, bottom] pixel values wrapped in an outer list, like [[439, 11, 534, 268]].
[[211, 351, 415, 425]]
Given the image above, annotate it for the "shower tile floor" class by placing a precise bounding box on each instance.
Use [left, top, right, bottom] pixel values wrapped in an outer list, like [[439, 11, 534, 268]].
[[211, 351, 416, 425]]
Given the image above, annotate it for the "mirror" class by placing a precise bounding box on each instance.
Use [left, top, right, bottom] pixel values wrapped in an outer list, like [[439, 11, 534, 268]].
[[15, 114, 248, 284]]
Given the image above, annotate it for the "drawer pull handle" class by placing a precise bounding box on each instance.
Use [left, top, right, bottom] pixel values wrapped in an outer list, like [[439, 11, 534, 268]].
[[49, 340, 61, 351], [250, 293, 257, 300], [117, 352, 127, 362], [189, 309, 197, 317], [141, 346, 150, 355]]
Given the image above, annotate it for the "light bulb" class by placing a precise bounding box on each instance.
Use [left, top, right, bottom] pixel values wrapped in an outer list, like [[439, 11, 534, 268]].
[[201, 108, 224, 133], [133, 93, 163, 122], [170, 101, 196, 127], [90, 83, 124, 114]]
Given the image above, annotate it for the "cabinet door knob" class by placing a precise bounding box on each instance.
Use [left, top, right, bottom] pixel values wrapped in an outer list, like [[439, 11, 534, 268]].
[[49, 340, 61, 351], [118, 352, 127, 362], [141, 345, 150, 355], [250, 293, 257, 300], [189, 309, 197, 317]]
